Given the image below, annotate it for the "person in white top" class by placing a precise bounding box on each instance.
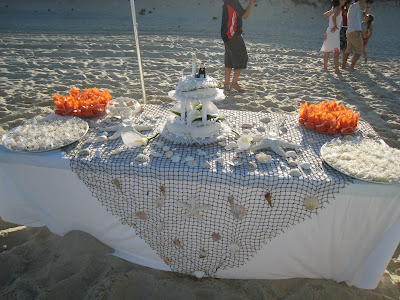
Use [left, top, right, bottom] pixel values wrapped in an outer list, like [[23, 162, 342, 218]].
[[320, 0, 346, 74], [342, 0, 372, 71]]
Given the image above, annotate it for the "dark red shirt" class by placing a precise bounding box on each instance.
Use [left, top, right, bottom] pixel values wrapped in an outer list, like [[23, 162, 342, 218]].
[[221, 0, 246, 43]]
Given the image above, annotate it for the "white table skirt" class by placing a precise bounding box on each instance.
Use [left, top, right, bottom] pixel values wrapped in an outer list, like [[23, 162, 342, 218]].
[[0, 146, 399, 289]]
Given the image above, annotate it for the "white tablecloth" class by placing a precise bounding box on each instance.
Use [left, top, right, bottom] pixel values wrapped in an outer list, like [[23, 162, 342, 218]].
[[1, 116, 400, 289]]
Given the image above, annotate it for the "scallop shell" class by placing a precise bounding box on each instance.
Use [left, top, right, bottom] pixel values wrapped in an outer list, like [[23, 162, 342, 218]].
[[193, 271, 205, 279], [304, 196, 320, 211], [241, 123, 253, 128], [101, 131, 108, 136], [286, 151, 297, 158], [289, 169, 301, 177], [211, 233, 222, 242], [228, 243, 241, 252], [78, 149, 90, 156], [171, 155, 181, 163], [95, 150, 102, 158], [201, 161, 211, 169], [231, 204, 247, 220], [155, 141, 165, 148], [109, 149, 124, 156], [162, 146, 171, 152], [187, 160, 198, 167], [300, 162, 311, 170], [85, 137, 96, 143], [256, 153, 272, 164], [135, 154, 150, 162], [215, 157, 224, 165], [165, 151, 174, 159]]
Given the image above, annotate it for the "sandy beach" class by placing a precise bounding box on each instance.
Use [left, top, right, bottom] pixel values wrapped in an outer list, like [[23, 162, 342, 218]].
[[0, 0, 399, 298]]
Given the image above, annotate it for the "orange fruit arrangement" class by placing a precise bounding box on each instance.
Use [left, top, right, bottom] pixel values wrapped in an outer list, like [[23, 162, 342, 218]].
[[53, 88, 112, 117], [298, 101, 360, 134]]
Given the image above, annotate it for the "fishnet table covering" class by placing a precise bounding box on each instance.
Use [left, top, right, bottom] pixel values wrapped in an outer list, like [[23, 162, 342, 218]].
[[63, 104, 378, 277]]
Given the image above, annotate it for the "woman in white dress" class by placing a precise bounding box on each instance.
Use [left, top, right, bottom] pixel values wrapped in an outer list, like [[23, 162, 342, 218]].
[[321, 0, 346, 74]]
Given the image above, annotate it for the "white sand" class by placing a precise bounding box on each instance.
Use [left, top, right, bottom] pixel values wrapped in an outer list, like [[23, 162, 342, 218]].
[[0, 0, 399, 298]]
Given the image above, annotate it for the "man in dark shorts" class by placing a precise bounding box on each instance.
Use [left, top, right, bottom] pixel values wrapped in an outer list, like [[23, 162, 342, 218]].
[[221, 0, 257, 92]]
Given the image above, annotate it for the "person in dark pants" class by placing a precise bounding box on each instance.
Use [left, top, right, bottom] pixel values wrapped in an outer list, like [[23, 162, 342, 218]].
[[221, 0, 257, 92]]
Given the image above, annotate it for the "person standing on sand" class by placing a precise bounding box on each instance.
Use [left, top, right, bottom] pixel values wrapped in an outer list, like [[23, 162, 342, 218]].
[[342, 0, 372, 71], [321, 0, 346, 74], [221, 0, 257, 93], [361, 13, 374, 62]]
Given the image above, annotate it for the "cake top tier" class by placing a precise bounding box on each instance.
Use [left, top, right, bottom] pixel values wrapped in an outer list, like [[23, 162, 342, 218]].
[[175, 75, 219, 93]]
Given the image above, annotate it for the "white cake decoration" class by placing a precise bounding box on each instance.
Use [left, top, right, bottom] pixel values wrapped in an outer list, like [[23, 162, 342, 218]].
[[161, 54, 230, 144]]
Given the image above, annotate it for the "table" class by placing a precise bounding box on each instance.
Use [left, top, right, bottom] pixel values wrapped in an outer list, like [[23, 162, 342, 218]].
[[1, 105, 399, 289]]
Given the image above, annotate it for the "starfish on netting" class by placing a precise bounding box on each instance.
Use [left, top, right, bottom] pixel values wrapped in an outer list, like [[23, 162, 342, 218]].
[[249, 137, 300, 158], [99, 122, 154, 140], [176, 198, 212, 222]]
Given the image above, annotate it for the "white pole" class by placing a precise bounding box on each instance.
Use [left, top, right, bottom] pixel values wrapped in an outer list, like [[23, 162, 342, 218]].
[[129, 0, 147, 104]]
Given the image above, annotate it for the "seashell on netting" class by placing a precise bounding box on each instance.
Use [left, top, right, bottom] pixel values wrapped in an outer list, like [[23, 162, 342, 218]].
[[173, 239, 184, 250], [201, 161, 211, 169], [265, 191, 273, 208], [228, 158, 243, 167], [241, 123, 253, 128], [134, 154, 150, 162], [101, 131, 108, 136], [171, 155, 181, 163], [193, 271, 205, 279], [85, 137, 96, 143], [109, 149, 124, 156], [300, 162, 311, 170], [162, 145, 170, 152], [286, 151, 297, 158], [231, 204, 247, 220], [211, 233, 222, 241], [199, 249, 208, 259], [257, 126, 266, 132], [304, 196, 320, 211], [163, 257, 170, 265], [187, 160, 198, 167], [256, 153, 272, 164], [260, 117, 271, 123], [287, 158, 297, 167], [112, 178, 123, 191], [247, 161, 257, 170], [78, 149, 90, 156], [165, 151, 174, 159], [95, 135, 108, 143], [289, 168, 301, 177], [95, 150, 102, 158], [183, 156, 195, 162], [150, 150, 163, 158], [228, 242, 241, 253], [197, 150, 206, 156], [136, 211, 147, 220]]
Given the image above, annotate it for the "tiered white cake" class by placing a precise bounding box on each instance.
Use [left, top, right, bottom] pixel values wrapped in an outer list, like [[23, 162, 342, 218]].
[[162, 55, 228, 143]]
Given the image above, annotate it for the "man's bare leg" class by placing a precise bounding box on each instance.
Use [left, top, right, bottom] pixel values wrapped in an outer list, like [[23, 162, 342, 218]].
[[224, 67, 232, 89], [342, 52, 350, 69], [230, 69, 246, 92], [349, 54, 361, 72]]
